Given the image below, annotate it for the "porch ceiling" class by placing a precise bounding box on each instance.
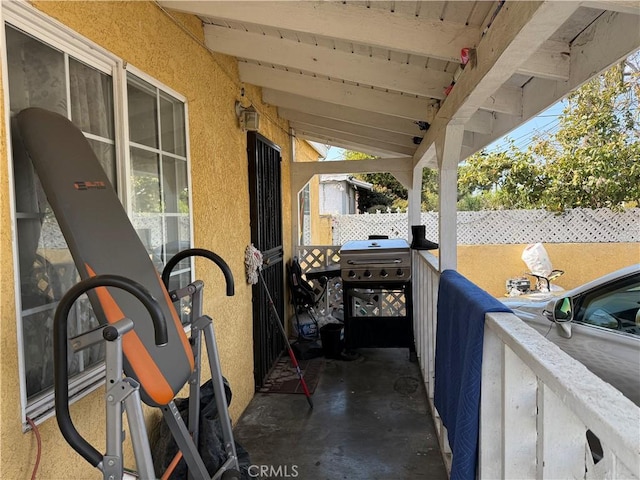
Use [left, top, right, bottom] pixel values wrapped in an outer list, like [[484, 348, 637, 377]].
[[160, 1, 640, 168]]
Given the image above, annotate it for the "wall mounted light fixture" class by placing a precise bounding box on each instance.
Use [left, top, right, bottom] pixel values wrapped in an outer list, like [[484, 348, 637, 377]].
[[235, 101, 260, 132]]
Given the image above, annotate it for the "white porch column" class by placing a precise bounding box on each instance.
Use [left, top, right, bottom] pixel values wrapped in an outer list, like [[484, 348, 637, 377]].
[[289, 129, 301, 250], [436, 124, 464, 271], [407, 164, 423, 243]]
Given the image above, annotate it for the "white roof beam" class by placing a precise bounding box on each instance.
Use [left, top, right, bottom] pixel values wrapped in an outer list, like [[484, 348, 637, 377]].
[[291, 157, 412, 193], [461, 111, 523, 156], [580, 1, 640, 15], [161, 1, 480, 63], [294, 131, 410, 159], [413, 1, 583, 167], [204, 25, 452, 99], [520, 11, 640, 122], [281, 110, 416, 149], [517, 40, 570, 81], [239, 63, 434, 121], [465, 110, 496, 135], [264, 90, 424, 137], [569, 11, 640, 91], [291, 122, 416, 157], [480, 85, 522, 116], [293, 157, 411, 176]]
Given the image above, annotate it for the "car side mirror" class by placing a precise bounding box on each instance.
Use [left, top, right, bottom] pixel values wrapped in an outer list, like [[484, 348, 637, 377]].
[[554, 297, 572, 322], [544, 297, 573, 338]]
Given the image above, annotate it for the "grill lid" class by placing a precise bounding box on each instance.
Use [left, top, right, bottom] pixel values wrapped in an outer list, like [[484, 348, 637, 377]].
[[340, 238, 409, 253]]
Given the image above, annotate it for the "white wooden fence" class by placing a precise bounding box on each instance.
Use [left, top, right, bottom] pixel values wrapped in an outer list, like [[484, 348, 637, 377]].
[[331, 208, 640, 245]]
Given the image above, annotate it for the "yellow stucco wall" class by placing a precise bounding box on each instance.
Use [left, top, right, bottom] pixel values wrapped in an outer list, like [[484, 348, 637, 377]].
[[316, 215, 334, 246], [458, 242, 640, 297], [0, 2, 316, 477]]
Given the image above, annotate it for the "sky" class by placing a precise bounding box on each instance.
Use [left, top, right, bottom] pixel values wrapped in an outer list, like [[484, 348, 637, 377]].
[[486, 100, 566, 153], [323, 100, 566, 161]]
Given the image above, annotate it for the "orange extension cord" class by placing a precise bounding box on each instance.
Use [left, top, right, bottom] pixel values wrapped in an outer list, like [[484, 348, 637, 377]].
[[26, 417, 41, 480]]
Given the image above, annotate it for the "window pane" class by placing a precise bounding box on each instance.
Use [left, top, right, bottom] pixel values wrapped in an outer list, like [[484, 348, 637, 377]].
[[19, 216, 105, 398], [131, 147, 161, 213], [164, 216, 190, 260], [127, 75, 158, 148], [169, 272, 193, 325], [70, 58, 114, 139], [22, 307, 55, 397], [580, 276, 640, 335], [6, 26, 66, 116], [162, 156, 188, 214], [160, 93, 186, 156], [87, 139, 116, 189], [132, 215, 164, 271]]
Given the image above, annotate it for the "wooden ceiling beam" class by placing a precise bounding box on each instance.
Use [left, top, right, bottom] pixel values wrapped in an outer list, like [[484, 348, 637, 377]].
[[517, 40, 570, 81], [264, 90, 425, 136], [204, 25, 452, 99], [281, 110, 416, 149], [293, 131, 411, 159], [161, 0, 480, 62], [291, 122, 416, 156], [580, 1, 640, 15], [240, 63, 436, 121]]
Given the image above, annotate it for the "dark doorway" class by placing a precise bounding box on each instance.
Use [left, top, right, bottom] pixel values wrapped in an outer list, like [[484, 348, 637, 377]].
[[247, 131, 285, 388]]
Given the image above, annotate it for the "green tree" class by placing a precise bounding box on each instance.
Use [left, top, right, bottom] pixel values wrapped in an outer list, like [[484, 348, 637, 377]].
[[533, 60, 639, 210], [346, 151, 439, 212]]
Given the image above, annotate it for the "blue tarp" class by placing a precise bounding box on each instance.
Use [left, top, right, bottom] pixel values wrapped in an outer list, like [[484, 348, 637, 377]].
[[434, 270, 511, 480]]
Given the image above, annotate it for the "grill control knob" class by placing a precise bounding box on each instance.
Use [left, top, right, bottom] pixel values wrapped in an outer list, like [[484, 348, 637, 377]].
[[364, 270, 372, 278], [348, 270, 356, 278], [396, 268, 405, 277], [380, 269, 388, 278]]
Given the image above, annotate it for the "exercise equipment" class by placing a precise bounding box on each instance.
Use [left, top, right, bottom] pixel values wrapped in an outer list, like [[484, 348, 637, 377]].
[[14, 107, 241, 479]]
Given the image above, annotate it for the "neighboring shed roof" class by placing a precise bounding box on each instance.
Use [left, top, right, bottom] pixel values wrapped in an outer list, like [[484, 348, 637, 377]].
[[320, 174, 373, 191]]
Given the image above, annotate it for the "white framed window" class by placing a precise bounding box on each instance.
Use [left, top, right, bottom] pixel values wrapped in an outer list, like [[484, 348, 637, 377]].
[[2, 2, 193, 425], [126, 70, 192, 300]]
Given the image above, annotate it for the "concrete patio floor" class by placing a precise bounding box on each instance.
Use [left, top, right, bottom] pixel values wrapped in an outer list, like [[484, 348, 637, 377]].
[[233, 348, 448, 480]]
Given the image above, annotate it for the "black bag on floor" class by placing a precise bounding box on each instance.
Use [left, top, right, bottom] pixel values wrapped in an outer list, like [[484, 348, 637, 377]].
[[151, 379, 252, 479]]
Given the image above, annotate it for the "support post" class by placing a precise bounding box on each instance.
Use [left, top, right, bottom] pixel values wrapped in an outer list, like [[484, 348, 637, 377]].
[[289, 128, 301, 250], [407, 165, 422, 243], [435, 124, 464, 272]]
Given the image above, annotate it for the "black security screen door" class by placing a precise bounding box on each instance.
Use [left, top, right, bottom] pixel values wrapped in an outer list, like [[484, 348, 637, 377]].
[[247, 132, 285, 388]]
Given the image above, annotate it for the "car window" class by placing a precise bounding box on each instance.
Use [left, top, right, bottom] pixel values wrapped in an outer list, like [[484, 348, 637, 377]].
[[575, 273, 640, 336]]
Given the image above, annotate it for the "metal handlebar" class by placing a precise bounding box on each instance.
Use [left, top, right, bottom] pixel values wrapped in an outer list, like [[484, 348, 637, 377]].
[[346, 258, 402, 265], [162, 248, 235, 296], [53, 274, 168, 467]]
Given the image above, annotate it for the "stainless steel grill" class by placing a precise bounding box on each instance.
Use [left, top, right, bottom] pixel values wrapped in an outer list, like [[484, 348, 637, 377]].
[[339, 239, 411, 283], [339, 239, 415, 355]]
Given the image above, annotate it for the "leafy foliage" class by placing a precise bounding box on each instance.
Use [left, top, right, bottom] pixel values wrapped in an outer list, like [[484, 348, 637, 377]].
[[346, 151, 440, 212]]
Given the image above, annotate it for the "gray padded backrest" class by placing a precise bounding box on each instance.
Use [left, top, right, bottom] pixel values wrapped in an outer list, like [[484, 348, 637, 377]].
[[15, 107, 193, 407]]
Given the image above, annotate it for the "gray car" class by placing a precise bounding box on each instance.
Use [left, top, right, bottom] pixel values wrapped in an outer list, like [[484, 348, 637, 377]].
[[501, 264, 640, 406]]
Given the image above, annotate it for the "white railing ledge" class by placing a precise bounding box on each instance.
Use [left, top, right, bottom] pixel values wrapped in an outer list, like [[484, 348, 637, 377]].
[[485, 311, 640, 476], [417, 250, 439, 271]]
